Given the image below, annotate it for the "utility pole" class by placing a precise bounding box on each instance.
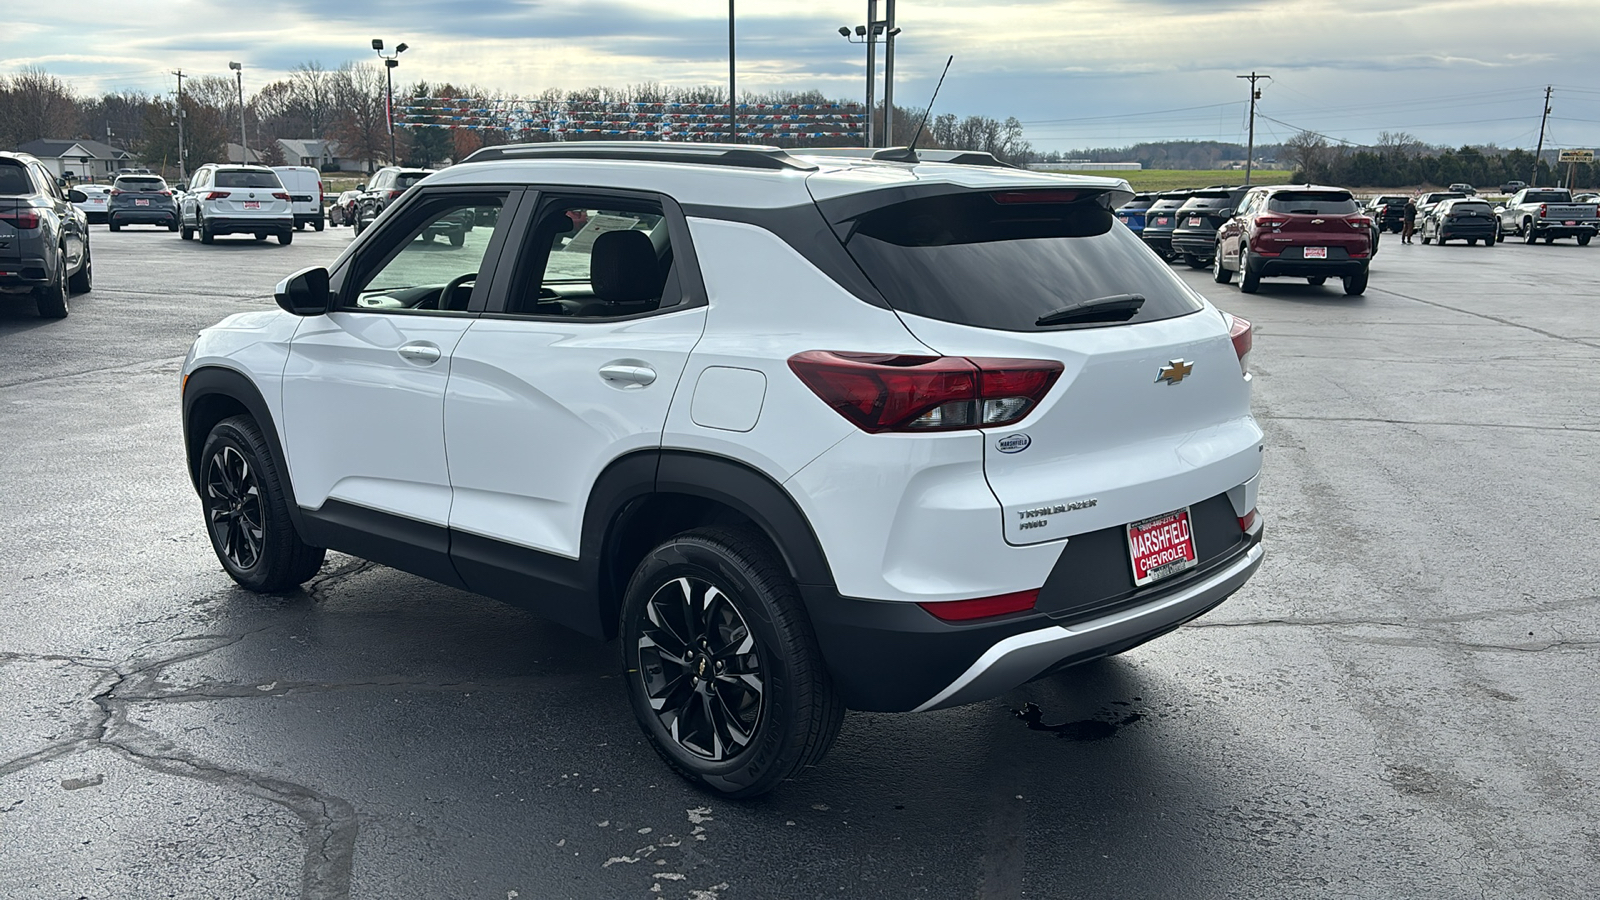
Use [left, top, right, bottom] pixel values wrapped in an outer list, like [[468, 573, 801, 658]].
[[882, 0, 895, 146], [172, 70, 187, 181], [1532, 85, 1553, 186], [1236, 72, 1268, 186], [728, 0, 737, 143], [865, 0, 878, 147]]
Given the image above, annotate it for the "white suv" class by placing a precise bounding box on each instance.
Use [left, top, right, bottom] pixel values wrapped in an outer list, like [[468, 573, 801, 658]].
[[179, 164, 294, 244], [180, 143, 1264, 797]]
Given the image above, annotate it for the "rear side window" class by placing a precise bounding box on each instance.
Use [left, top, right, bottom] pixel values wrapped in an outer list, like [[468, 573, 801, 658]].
[[0, 163, 29, 195], [839, 191, 1206, 332], [1267, 191, 1358, 214], [215, 171, 281, 188]]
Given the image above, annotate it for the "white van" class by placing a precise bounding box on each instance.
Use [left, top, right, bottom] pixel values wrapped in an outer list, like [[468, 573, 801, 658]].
[[270, 166, 324, 231]]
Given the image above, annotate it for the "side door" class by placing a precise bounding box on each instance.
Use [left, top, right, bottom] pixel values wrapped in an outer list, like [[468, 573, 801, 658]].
[[442, 189, 708, 611], [182, 168, 207, 225], [33, 163, 84, 271], [280, 187, 521, 584]]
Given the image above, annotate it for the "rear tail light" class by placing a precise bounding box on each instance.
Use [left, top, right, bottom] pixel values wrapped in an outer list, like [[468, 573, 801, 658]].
[[1348, 216, 1370, 229], [205, 191, 230, 200], [1239, 509, 1258, 532], [787, 351, 1063, 434], [0, 209, 41, 229], [159, 190, 171, 197], [1224, 313, 1252, 377], [1539, 203, 1548, 218], [272, 192, 290, 201], [109, 189, 123, 197], [918, 589, 1039, 622], [388, 189, 405, 200], [1254, 214, 1287, 229]]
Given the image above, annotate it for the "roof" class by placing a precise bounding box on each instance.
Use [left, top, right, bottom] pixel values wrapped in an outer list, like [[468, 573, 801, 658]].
[[437, 142, 1132, 211], [15, 138, 132, 160], [277, 138, 348, 159]]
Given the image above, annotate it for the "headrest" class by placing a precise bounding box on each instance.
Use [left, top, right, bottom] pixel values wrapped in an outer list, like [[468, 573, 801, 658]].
[[591, 229, 660, 303]]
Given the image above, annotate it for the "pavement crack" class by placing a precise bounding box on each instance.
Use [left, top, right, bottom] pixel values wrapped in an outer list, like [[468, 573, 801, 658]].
[[1257, 413, 1600, 434], [1374, 286, 1600, 351]]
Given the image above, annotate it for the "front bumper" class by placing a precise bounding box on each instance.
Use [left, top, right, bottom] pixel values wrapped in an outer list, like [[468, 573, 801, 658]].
[[803, 499, 1263, 712]]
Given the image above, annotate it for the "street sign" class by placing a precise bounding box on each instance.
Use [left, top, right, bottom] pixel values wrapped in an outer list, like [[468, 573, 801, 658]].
[[1558, 149, 1594, 163]]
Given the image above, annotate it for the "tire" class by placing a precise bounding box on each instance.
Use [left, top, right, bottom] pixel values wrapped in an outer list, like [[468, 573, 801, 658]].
[[621, 526, 844, 799], [1238, 250, 1260, 294], [1579, 233, 1592, 246], [198, 415, 326, 592], [1544, 235, 1555, 244], [1484, 235, 1495, 248], [1183, 253, 1205, 269], [68, 245, 92, 294], [294, 221, 305, 231], [449, 231, 465, 248], [35, 253, 69, 318], [181, 224, 193, 241], [1467, 238, 1477, 245], [168, 221, 179, 232], [1524, 220, 1537, 245], [1307, 276, 1327, 286], [422, 233, 436, 244], [1421, 234, 1432, 244], [1211, 247, 1233, 283], [1343, 269, 1369, 296], [108, 221, 121, 232], [314, 218, 325, 232], [200, 215, 214, 244], [278, 230, 293, 246], [254, 233, 269, 242], [353, 218, 365, 236]]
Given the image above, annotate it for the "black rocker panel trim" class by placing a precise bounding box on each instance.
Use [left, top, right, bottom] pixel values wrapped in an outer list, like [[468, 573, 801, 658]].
[[297, 500, 467, 590], [450, 530, 594, 637]]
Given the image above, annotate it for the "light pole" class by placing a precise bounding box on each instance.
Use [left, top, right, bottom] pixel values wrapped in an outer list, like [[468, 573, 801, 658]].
[[373, 39, 408, 164], [839, 6, 899, 147], [228, 62, 247, 163]]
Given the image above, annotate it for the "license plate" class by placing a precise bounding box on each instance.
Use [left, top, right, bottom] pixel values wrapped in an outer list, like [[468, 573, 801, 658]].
[[243, 201, 260, 209], [1304, 246, 1328, 259], [1127, 508, 1198, 587], [1564, 220, 1576, 226], [135, 199, 149, 206], [1188, 217, 1203, 226]]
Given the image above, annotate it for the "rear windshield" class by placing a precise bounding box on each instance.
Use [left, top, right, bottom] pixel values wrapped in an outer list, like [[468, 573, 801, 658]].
[[1524, 191, 1570, 203], [114, 177, 166, 191], [1147, 198, 1186, 212], [396, 172, 431, 189], [1178, 194, 1234, 211], [1118, 198, 1155, 212], [1446, 202, 1493, 214], [215, 170, 282, 188], [839, 191, 1206, 332], [1425, 193, 1464, 203], [0, 163, 30, 195], [1374, 196, 1408, 205], [1267, 191, 1358, 214]]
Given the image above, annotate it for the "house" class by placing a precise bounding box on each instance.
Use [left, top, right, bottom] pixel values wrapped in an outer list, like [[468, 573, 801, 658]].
[[225, 143, 264, 165], [275, 138, 365, 172], [13, 139, 136, 183]]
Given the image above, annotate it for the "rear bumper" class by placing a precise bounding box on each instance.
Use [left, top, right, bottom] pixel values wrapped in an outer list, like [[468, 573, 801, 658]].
[[1529, 222, 1599, 238], [1250, 253, 1367, 278], [804, 510, 1264, 713], [1171, 231, 1219, 257], [109, 207, 177, 224], [1437, 224, 1495, 240], [0, 255, 51, 286], [204, 217, 293, 235], [1141, 232, 1173, 254]]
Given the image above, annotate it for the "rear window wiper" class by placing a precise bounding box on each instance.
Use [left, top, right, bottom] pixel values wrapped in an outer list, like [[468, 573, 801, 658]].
[[1035, 293, 1145, 327]]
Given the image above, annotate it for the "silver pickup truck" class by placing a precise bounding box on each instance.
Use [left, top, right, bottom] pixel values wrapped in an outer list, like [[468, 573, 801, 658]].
[[1495, 188, 1599, 245]]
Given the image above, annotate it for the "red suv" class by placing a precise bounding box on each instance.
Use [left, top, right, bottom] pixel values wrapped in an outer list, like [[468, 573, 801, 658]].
[[1211, 185, 1372, 296]]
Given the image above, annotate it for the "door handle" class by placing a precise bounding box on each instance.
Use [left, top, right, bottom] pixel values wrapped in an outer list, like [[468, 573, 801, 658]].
[[397, 342, 442, 364], [599, 364, 657, 387]]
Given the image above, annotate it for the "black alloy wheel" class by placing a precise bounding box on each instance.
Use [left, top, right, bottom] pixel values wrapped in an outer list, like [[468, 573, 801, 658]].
[[204, 445, 265, 572], [622, 527, 843, 798], [637, 574, 766, 761]]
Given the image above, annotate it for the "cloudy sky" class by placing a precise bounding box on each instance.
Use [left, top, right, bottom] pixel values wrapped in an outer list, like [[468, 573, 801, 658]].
[[6, 0, 1600, 152]]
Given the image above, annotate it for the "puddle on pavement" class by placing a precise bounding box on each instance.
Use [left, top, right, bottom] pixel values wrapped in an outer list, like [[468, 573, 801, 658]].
[[1012, 699, 1147, 742]]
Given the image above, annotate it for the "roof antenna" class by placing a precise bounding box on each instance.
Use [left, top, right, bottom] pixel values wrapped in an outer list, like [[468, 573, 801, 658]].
[[878, 55, 952, 163]]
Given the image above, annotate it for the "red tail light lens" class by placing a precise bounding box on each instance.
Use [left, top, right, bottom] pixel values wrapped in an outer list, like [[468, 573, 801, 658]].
[[0, 209, 41, 229], [919, 589, 1039, 622], [1224, 312, 1252, 376], [159, 190, 171, 197], [1239, 509, 1258, 532], [1348, 216, 1371, 229], [1254, 214, 1287, 229], [109, 189, 123, 197], [787, 351, 1063, 433], [388, 189, 405, 200], [1539, 203, 1548, 217], [205, 191, 230, 200], [272, 192, 290, 201]]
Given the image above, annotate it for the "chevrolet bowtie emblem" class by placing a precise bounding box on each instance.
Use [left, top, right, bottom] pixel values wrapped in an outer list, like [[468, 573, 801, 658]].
[[1156, 359, 1194, 385], [1311, 218, 1325, 224]]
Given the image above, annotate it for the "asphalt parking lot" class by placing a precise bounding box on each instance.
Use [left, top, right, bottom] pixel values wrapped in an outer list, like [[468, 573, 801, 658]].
[[2, 222, 1598, 900]]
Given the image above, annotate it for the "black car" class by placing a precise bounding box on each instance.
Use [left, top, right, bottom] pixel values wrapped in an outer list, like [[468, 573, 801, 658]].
[[106, 174, 179, 232], [0, 151, 92, 318], [1421, 198, 1497, 246], [353, 167, 436, 235], [1365, 195, 1409, 233], [1138, 191, 1190, 260], [1170, 186, 1249, 268]]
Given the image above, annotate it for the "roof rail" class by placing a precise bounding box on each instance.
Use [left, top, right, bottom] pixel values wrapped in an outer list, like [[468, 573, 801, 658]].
[[460, 141, 817, 171], [800, 146, 1018, 169]]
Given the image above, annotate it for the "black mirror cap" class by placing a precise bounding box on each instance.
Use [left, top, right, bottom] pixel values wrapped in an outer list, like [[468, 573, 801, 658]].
[[67, 189, 88, 203], [275, 266, 331, 316]]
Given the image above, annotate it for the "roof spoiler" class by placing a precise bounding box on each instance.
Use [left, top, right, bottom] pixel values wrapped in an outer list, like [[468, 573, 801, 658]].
[[460, 141, 817, 172], [802, 147, 1019, 169]]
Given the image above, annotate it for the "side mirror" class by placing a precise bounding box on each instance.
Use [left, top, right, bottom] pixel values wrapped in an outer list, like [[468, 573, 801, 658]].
[[66, 189, 88, 203], [275, 266, 330, 316]]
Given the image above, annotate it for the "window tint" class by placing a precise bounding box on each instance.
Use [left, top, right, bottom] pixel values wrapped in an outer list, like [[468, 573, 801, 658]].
[[1445, 201, 1493, 215], [1147, 197, 1186, 212], [395, 172, 432, 189], [214, 170, 281, 188], [1524, 191, 1570, 203], [347, 194, 508, 313], [1267, 191, 1358, 214], [114, 177, 166, 191], [841, 191, 1205, 332], [504, 198, 679, 318], [1118, 198, 1155, 212], [1177, 194, 1236, 211], [0, 163, 29, 195]]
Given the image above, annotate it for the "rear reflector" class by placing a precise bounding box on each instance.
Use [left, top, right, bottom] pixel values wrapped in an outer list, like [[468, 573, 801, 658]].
[[1239, 509, 1258, 532], [919, 590, 1039, 622], [1224, 313, 1252, 377], [788, 351, 1063, 433]]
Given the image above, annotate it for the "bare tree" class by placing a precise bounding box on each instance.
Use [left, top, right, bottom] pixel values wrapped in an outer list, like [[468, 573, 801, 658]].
[[329, 62, 389, 170], [1282, 130, 1333, 178], [0, 67, 81, 144]]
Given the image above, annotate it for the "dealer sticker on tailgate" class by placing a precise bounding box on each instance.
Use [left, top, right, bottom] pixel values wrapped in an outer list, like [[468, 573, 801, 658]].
[[1127, 508, 1198, 586]]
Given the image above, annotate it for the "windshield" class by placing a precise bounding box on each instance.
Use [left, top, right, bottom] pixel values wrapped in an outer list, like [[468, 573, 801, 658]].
[[1268, 191, 1358, 214], [215, 170, 282, 189], [840, 190, 1205, 332]]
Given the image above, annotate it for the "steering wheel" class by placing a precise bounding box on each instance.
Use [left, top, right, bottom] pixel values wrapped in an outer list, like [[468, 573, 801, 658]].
[[441, 272, 476, 311]]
